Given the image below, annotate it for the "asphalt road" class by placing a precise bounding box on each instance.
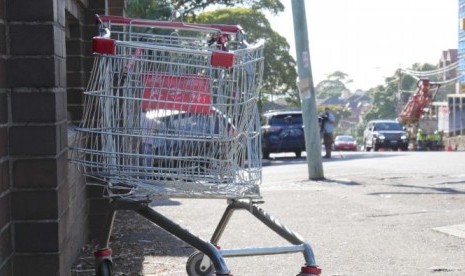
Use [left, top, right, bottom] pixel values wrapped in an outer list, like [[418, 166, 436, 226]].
[[139, 151, 465, 275]]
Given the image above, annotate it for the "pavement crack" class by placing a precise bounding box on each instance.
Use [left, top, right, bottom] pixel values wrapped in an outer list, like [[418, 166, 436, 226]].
[[368, 210, 428, 218]]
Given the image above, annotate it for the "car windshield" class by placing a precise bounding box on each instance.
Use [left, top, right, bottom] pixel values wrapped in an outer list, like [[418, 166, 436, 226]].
[[373, 122, 403, 131], [336, 136, 354, 142], [269, 114, 303, 125]]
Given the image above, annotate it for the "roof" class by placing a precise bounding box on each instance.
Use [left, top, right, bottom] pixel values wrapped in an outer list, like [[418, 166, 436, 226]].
[[368, 119, 401, 124], [262, 110, 302, 117]]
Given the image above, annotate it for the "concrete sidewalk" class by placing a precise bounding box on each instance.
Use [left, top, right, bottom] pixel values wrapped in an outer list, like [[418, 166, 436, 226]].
[[74, 152, 465, 275]]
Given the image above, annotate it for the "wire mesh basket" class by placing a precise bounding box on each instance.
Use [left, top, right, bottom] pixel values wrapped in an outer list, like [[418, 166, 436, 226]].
[[71, 15, 264, 199]]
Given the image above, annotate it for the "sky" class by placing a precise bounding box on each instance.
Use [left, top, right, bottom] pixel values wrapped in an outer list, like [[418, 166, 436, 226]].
[[266, 0, 458, 91]]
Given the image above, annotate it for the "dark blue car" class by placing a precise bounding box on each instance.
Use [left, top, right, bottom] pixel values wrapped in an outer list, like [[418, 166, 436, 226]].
[[261, 110, 305, 159]]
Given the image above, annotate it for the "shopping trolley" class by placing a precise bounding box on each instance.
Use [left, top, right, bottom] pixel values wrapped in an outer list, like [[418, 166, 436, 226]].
[[71, 14, 321, 276]]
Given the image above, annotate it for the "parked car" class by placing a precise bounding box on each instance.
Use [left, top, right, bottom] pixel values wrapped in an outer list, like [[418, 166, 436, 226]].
[[261, 110, 305, 159], [334, 135, 357, 151], [363, 119, 409, 151], [141, 110, 238, 171]]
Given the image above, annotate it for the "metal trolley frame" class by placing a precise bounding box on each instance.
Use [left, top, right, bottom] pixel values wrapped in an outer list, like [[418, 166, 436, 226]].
[[71, 15, 321, 276]]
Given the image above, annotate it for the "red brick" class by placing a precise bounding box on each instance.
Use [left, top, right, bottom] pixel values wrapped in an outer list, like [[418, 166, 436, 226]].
[[0, 127, 7, 157], [13, 158, 61, 188], [7, 58, 56, 87], [0, 193, 10, 230], [0, 59, 6, 88], [0, 93, 7, 123], [13, 254, 59, 275], [9, 125, 61, 155], [14, 222, 58, 253], [0, 24, 6, 55], [6, 0, 54, 21], [9, 24, 55, 55], [66, 88, 84, 105], [11, 190, 58, 220], [0, 259, 11, 276], [0, 0, 4, 20], [12, 92, 66, 123], [0, 161, 9, 193], [0, 226, 12, 272]]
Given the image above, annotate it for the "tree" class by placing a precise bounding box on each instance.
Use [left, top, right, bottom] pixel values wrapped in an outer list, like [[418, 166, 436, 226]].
[[315, 71, 352, 100], [194, 8, 298, 107], [125, 3, 297, 110], [399, 62, 454, 102], [125, 0, 172, 19], [125, 0, 285, 19], [171, 0, 284, 18], [363, 84, 397, 121]]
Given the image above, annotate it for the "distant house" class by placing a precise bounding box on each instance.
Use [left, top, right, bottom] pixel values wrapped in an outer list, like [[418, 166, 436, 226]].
[[319, 95, 346, 106], [439, 49, 458, 81], [345, 94, 373, 123], [319, 93, 372, 131]]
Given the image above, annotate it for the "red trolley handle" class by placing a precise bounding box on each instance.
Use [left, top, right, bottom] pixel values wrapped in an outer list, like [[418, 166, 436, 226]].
[[97, 15, 244, 35]]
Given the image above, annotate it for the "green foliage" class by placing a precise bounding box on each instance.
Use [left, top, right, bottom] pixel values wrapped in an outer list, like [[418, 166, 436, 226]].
[[172, 0, 284, 18], [195, 8, 298, 103], [397, 63, 455, 101], [315, 71, 352, 99], [317, 105, 351, 128], [362, 62, 445, 124], [125, 0, 172, 19], [125, 1, 297, 110], [126, 0, 285, 19], [363, 85, 397, 121]]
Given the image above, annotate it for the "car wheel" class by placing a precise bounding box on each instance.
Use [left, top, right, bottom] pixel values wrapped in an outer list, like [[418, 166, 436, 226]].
[[295, 151, 302, 158]]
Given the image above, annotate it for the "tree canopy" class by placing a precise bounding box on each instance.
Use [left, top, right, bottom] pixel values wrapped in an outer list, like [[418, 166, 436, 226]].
[[362, 62, 440, 123], [125, 0, 172, 19], [125, 2, 298, 109], [315, 71, 352, 99], [195, 8, 297, 100], [172, 0, 284, 18], [125, 0, 285, 19]]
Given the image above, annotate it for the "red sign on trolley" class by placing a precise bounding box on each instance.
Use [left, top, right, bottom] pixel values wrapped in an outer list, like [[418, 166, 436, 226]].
[[142, 74, 212, 114]]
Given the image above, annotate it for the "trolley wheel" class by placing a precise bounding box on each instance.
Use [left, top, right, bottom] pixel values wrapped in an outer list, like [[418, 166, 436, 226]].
[[186, 251, 214, 276], [96, 260, 112, 276]]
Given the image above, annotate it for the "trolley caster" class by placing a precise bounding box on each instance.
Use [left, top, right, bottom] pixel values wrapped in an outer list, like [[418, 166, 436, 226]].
[[296, 265, 322, 276], [94, 248, 113, 276], [96, 259, 112, 276], [186, 251, 214, 276]]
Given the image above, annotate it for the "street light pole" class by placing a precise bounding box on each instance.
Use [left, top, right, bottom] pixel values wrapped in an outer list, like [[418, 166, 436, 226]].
[[291, 0, 324, 179]]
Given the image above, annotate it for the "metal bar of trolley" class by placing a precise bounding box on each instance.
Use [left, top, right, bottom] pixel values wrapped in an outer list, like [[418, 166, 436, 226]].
[[210, 199, 317, 267]]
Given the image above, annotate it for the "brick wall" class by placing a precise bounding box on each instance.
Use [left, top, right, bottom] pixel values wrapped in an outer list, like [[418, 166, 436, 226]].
[[0, 0, 125, 274], [0, 0, 107, 275], [7, 0, 70, 273], [0, 0, 12, 273]]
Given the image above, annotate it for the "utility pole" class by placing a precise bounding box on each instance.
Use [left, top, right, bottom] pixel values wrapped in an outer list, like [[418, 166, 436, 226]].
[[291, 0, 324, 179]]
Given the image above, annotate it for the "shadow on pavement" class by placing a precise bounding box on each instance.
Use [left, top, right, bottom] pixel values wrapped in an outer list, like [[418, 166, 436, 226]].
[[73, 200, 194, 276], [263, 151, 407, 166], [368, 182, 465, 195]]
